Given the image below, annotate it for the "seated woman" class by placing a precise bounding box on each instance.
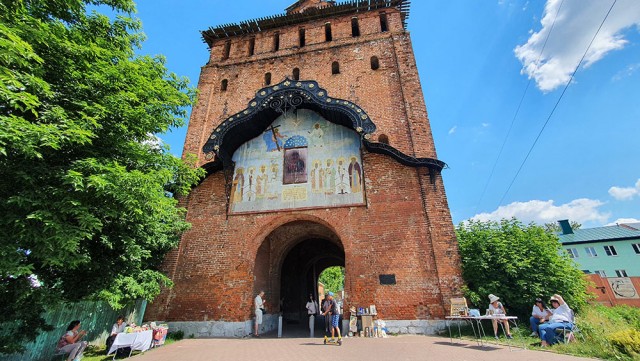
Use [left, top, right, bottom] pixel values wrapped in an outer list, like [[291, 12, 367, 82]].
[[538, 294, 573, 346], [529, 297, 549, 337], [105, 315, 127, 354], [56, 320, 88, 361], [488, 294, 513, 339]]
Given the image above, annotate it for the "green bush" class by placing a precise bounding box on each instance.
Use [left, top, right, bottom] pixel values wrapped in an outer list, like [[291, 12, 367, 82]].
[[456, 219, 588, 320], [608, 329, 640, 357], [167, 330, 184, 341]]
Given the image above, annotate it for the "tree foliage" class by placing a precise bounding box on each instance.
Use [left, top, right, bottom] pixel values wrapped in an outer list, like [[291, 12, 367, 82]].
[[319, 266, 344, 294], [456, 219, 588, 320], [544, 220, 582, 234], [0, 0, 204, 353]]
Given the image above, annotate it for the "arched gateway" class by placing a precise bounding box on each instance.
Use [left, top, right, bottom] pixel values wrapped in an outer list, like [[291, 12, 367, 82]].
[[145, 0, 464, 337], [255, 218, 344, 327]]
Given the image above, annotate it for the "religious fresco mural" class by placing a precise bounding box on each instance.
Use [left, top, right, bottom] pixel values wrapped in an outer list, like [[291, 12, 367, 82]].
[[230, 109, 365, 213]]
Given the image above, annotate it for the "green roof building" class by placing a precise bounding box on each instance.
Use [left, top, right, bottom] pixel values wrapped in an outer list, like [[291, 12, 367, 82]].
[[558, 220, 640, 277]]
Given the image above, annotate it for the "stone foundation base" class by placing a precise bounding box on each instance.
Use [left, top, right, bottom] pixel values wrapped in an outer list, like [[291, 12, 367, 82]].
[[383, 320, 448, 335], [165, 314, 279, 338], [162, 318, 447, 338]]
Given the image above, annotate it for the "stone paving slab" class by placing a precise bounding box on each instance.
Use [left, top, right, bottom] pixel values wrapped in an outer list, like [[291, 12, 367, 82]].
[[131, 335, 596, 361]]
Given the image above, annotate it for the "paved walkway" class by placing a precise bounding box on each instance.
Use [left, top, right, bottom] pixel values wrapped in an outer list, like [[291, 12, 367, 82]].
[[132, 335, 595, 361]]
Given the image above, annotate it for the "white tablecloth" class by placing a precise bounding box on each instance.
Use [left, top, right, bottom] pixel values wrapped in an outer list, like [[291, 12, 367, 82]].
[[107, 330, 153, 356]]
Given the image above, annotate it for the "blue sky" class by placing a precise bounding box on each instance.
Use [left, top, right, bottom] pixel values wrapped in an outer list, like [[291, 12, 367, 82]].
[[121, 0, 639, 228]]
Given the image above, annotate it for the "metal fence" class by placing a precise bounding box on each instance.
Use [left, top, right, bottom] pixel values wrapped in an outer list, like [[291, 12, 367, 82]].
[[2, 299, 146, 361]]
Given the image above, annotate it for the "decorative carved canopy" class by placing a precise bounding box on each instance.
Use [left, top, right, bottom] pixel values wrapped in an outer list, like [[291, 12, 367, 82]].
[[201, 78, 446, 176]]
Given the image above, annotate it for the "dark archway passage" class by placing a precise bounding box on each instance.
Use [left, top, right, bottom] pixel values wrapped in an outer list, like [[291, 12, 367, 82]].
[[253, 220, 344, 336], [280, 238, 344, 325]]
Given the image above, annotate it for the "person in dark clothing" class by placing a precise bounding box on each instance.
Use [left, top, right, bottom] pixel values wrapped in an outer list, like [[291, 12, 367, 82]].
[[321, 292, 342, 342], [322, 294, 331, 333]]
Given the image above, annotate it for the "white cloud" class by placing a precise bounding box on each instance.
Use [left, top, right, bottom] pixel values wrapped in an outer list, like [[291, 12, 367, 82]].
[[514, 0, 640, 92], [608, 178, 640, 200], [605, 218, 640, 226], [608, 186, 638, 200], [142, 133, 164, 150], [448, 126, 457, 135], [612, 62, 640, 81], [481, 123, 490, 128], [470, 198, 610, 224]]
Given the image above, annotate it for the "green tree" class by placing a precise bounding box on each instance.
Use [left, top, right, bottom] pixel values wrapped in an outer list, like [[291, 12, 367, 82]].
[[544, 220, 582, 234], [0, 0, 204, 353], [456, 218, 588, 320], [319, 266, 344, 294]]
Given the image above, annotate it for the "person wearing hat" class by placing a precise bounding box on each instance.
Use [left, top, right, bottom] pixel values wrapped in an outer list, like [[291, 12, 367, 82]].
[[538, 294, 573, 346], [321, 292, 342, 343], [488, 294, 513, 339], [529, 298, 551, 337]]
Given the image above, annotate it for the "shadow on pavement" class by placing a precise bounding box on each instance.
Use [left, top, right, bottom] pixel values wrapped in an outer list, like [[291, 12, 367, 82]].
[[432, 341, 502, 351], [466, 345, 502, 351], [433, 341, 468, 347]]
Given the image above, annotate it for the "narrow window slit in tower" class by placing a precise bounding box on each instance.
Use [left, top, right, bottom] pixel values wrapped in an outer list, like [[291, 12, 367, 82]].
[[380, 12, 389, 32], [299, 28, 306, 47], [248, 37, 255, 56], [371, 56, 380, 70], [351, 18, 361, 37], [222, 41, 231, 60]]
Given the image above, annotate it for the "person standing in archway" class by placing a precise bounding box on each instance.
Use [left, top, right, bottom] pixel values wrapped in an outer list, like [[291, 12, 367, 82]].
[[306, 294, 319, 337], [254, 291, 266, 337], [322, 293, 331, 334], [321, 292, 342, 343]]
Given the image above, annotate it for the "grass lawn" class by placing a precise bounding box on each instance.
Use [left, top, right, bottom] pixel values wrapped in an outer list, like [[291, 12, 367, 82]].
[[443, 305, 640, 361]]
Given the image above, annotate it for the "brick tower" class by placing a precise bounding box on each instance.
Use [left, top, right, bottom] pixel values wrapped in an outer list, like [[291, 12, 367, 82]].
[[145, 0, 464, 337]]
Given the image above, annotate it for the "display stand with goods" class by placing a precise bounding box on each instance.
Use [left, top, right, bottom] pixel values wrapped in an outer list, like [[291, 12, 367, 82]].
[[349, 307, 358, 335], [351, 304, 384, 338], [150, 323, 169, 347]]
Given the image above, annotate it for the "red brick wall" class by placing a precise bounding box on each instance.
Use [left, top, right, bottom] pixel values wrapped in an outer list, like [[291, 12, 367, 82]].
[[145, 7, 464, 323]]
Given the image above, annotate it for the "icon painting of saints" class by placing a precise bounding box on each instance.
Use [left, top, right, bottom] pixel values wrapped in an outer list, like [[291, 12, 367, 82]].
[[348, 156, 362, 193], [263, 126, 287, 152], [231, 167, 244, 204], [311, 160, 324, 193], [335, 157, 349, 194], [256, 165, 269, 199], [283, 148, 308, 184], [308, 123, 325, 148], [324, 159, 335, 194]]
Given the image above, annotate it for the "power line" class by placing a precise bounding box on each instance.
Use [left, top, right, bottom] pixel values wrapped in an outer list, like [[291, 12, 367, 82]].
[[474, 0, 566, 215], [496, 0, 618, 208]]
